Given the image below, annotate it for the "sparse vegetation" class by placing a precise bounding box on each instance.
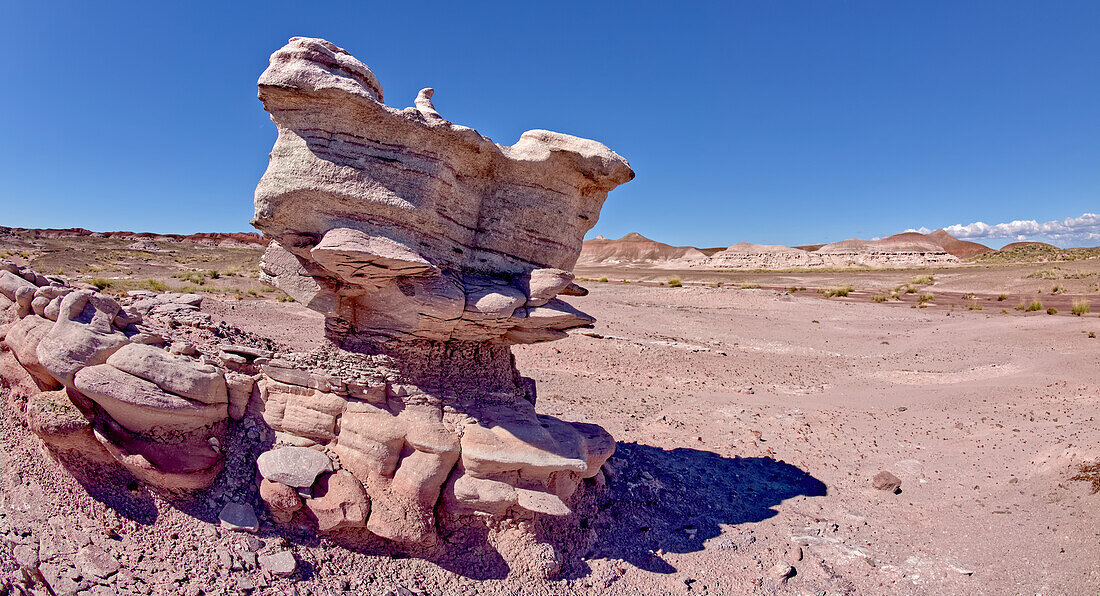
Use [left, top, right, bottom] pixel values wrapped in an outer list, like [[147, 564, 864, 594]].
[[142, 279, 168, 292], [967, 302, 983, 311], [910, 274, 934, 285], [278, 294, 295, 303], [668, 277, 682, 288], [1024, 300, 1043, 312], [88, 278, 111, 290], [1051, 284, 1066, 295], [1026, 269, 1058, 280], [872, 295, 889, 303], [1071, 464, 1100, 493], [1072, 299, 1091, 316], [997, 294, 1008, 301], [918, 293, 934, 305], [598, 277, 609, 283], [819, 286, 853, 298], [1046, 307, 1058, 315], [740, 284, 761, 289]]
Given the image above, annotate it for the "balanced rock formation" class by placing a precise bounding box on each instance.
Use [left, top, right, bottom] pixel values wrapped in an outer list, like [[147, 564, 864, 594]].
[[247, 37, 630, 575], [0, 36, 630, 579]]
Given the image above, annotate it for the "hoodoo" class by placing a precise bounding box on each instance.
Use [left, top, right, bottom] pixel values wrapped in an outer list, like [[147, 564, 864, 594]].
[[0, 36, 633, 579]]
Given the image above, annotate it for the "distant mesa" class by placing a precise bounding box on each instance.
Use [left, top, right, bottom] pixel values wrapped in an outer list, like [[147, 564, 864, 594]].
[[999, 241, 1057, 251], [580, 229, 994, 270], [578, 233, 707, 268], [0, 226, 268, 248], [927, 229, 994, 259]]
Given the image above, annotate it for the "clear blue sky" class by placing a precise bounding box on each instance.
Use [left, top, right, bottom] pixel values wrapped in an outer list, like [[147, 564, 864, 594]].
[[3, 1, 1098, 248]]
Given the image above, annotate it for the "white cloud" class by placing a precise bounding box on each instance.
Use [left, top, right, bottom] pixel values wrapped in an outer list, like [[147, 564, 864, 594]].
[[933, 213, 1100, 245]]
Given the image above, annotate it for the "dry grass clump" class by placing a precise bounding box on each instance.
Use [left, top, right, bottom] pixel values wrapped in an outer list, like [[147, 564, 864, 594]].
[[918, 293, 935, 305], [910, 274, 935, 285], [1026, 269, 1058, 280], [667, 277, 682, 288], [1046, 307, 1058, 315], [967, 302, 983, 311], [1072, 299, 1091, 316], [1071, 464, 1100, 493], [819, 285, 853, 298], [1016, 300, 1043, 312]]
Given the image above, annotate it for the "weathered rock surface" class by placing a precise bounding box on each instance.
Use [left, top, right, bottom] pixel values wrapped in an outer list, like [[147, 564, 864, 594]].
[[0, 35, 628, 581], [254, 36, 632, 343]]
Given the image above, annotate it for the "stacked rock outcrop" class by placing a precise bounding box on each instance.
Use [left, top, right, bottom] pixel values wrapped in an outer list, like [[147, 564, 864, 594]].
[[0, 36, 631, 579], [1, 262, 231, 491], [245, 37, 631, 574]]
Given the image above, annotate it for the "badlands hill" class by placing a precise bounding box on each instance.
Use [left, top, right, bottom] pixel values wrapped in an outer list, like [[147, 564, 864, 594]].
[[577, 233, 707, 268], [581, 229, 993, 270], [0, 226, 268, 248], [927, 229, 994, 259]]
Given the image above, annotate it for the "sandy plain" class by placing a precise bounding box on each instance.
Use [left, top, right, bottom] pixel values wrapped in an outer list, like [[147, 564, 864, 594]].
[[2, 235, 1099, 594]]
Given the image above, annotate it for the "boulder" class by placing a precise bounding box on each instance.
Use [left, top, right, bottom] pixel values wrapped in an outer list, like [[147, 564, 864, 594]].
[[106, 343, 227, 404], [36, 290, 130, 387], [257, 446, 334, 488], [73, 365, 226, 436], [304, 471, 370, 532]]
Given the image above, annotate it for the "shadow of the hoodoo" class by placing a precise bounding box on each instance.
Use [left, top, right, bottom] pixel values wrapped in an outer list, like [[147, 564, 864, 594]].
[[574, 441, 827, 576]]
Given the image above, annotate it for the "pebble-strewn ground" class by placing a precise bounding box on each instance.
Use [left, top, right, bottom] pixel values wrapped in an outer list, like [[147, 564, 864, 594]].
[[3, 282, 1099, 595]]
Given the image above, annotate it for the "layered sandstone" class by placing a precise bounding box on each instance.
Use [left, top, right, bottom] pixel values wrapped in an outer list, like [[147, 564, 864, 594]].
[[244, 37, 631, 574], [0, 36, 630, 578]]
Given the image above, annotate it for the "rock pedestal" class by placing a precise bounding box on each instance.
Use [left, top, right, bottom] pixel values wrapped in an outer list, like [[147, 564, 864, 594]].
[[0, 36, 632, 579]]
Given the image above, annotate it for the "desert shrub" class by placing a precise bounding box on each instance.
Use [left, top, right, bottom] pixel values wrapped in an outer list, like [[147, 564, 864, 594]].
[[1051, 284, 1066, 295], [740, 284, 761, 289], [142, 279, 167, 292], [910, 274, 934, 285], [967, 302, 983, 311], [247, 289, 259, 296], [1072, 299, 1091, 316], [820, 286, 852, 298], [668, 277, 682, 288], [598, 277, 609, 283], [918, 293, 934, 305], [89, 278, 111, 290], [872, 295, 889, 303], [1026, 300, 1043, 312], [904, 286, 917, 294], [1046, 307, 1058, 315], [962, 292, 976, 300], [278, 295, 295, 302], [997, 294, 1007, 301], [1089, 331, 1097, 338], [1073, 464, 1100, 493], [1026, 269, 1058, 280], [210, 270, 221, 279]]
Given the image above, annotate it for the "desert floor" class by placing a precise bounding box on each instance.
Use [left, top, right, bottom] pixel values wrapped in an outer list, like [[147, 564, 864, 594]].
[[4, 274, 1100, 595]]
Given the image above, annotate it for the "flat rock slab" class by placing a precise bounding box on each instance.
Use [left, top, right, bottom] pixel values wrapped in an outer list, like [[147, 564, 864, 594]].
[[257, 446, 334, 488], [258, 550, 297, 576], [219, 502, 259, 533], [75, 545, 120, 579]]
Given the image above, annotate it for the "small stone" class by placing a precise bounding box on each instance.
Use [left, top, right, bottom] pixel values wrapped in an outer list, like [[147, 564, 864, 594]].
[[769, 560, 793, 579], [13, 543, 39, 568], [258, 551, 296, 577], [873, 471, 903, 493], [242, 535, 263, 552], [169, 342, 198, 356], [76, 545, 120, 579], [219, 503, 259, 533]]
